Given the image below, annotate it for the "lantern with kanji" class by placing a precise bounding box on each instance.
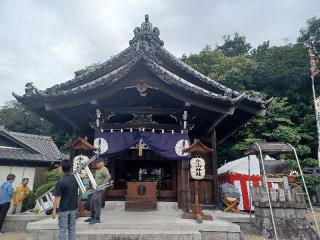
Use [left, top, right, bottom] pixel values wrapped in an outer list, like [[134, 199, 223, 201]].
[[190, 157, 206, 180]]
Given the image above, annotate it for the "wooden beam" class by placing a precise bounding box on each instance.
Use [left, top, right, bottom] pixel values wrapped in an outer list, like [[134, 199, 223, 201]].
[[211, 129, 219, 204], [101, 123, 183, 130], [217, 116, 252, 145], [206, 113, 228, 134], [102, 107, 179, 115], [51, 110, 81, 133], [237, 103, 266, 116]]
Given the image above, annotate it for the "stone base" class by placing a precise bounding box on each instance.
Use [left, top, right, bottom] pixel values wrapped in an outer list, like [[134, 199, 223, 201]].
[[125, 201, 157, 211], [26, 205, 241, 240], [253, 207, 318, 240], [104, 200, 179, 211], [182, 212, 213, 223], [3, 213, 47, 232]]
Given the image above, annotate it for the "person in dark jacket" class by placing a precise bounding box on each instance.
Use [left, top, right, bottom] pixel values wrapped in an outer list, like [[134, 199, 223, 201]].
[[0, 174, 16, 234], [52, 161, 78, 240]]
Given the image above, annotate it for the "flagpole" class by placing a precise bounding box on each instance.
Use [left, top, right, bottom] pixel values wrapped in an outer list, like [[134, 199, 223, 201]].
[[311, 75, 320, 166]]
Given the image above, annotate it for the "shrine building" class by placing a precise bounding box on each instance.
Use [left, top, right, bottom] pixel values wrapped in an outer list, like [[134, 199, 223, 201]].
[[13, 15, 271, 211]]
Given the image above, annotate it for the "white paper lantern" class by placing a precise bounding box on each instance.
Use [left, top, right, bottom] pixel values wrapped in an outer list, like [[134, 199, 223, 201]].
[[73, 155, 89, 172], [190, 157, 206, 180]]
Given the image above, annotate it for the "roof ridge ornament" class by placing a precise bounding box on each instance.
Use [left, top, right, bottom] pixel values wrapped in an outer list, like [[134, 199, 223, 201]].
[[129, 14, 164, 52]]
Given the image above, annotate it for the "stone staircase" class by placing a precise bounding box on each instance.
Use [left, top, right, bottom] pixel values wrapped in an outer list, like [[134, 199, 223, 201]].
[[76, 229, 201, 240], [26, 207, 242, 240]]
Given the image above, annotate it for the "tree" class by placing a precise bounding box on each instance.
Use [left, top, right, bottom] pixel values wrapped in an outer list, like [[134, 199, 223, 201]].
[[0, 101, 71, 153], [298, 16, 320, 49], [251, 41, 270, 58], [216, 32, 252, 57], [183, 48, 257, 91], [182, 16, 320, 164]]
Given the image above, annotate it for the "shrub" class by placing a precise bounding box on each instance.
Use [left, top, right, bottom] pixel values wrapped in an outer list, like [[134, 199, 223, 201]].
[[22, 191, 36, 212], [23, 169, 61, 211], [35, 182, 56, 199], [45, 169, 62, 183], [296, 175, 320, 196]]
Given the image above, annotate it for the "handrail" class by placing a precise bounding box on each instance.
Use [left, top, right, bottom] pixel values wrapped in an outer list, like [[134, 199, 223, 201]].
[[288, 143, 320, 238], [254, 142, 278, 240]]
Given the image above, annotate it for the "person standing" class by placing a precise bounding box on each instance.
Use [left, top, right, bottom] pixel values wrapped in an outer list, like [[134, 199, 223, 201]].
[[84, 157, 110, 224], [52, 161, 78, 240], [9, 178, 30, 214], [0, 174, 16, 234]]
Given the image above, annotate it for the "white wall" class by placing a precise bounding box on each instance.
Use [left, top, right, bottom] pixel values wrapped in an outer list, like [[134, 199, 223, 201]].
[[0, 166, 36, 190]]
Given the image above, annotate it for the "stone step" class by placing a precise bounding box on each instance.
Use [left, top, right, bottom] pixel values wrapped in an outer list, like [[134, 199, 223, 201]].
[[76, 220, 240, 232], [76, 229, 201, 240], [77, 222, 201, 231]]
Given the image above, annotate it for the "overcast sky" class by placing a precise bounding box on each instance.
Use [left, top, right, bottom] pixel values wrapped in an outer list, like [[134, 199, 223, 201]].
[[0, 0, 319, 105]]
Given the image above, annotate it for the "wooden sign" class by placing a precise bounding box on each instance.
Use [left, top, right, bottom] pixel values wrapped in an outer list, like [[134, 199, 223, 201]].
[[190, 157, 205, 180]]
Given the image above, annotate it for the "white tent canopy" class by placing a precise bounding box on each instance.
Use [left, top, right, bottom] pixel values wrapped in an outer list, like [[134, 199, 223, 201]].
[[218, 155, 275, 175]]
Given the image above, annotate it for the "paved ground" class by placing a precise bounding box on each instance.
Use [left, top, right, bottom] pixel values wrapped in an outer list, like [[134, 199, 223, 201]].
[[2, 209, 320, 240], [0, 230, 265, 240], [0, 232, 26, 240], [1, 230, 264, 240]]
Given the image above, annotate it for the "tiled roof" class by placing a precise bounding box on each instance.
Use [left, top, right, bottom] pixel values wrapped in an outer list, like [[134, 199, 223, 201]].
[[0, 129, 66, 163], [13, 15, 272, 113]]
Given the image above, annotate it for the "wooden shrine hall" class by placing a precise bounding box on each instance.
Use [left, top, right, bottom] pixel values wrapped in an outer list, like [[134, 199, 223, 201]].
[[13, 15, 271, 212]]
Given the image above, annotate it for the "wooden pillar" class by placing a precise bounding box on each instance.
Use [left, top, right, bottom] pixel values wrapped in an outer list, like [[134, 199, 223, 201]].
[[211, 129, 219, 204], [69, 127, 79, 162], [178, 159, 190, 212]]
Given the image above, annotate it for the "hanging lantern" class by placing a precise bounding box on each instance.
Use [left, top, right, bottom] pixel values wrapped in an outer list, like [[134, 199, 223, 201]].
[[190, 157, 206, 180], [73, 155, 90, 173]]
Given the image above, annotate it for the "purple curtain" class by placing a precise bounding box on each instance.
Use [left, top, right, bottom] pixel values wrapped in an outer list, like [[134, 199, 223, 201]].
[[94, 131, 190, 159]]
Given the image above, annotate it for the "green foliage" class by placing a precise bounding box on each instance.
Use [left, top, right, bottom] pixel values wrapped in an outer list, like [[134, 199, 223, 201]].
[[183, 47, 257, 92], [183, 16, 320, 195], [303, 158, 319, 168], [35, 182, 56, 199], [184, 16, 320, 164], [298, 16, 320, 49], [296, 176, 320, 196], [0, 101, 71, 153], [297, 145, 312, 158], [22, 170, 61, 211], [45, 169, 62, 183], [22, 191, 36, 212], [271, 126, 301, 144], [287, 159, 299, 172], [216, 33, 252, 57]]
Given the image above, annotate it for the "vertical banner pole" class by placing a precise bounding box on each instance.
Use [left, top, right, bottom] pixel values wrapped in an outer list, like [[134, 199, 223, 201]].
[[309, 46, 320, 166], [312, 80, 320, 166]]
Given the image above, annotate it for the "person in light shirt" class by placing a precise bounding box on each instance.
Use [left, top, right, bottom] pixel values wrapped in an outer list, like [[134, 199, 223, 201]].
[[84, 157, 110, 224]]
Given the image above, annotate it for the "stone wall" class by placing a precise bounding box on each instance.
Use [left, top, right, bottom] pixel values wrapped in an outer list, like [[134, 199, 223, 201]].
[[252, 186, 318, 240]]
